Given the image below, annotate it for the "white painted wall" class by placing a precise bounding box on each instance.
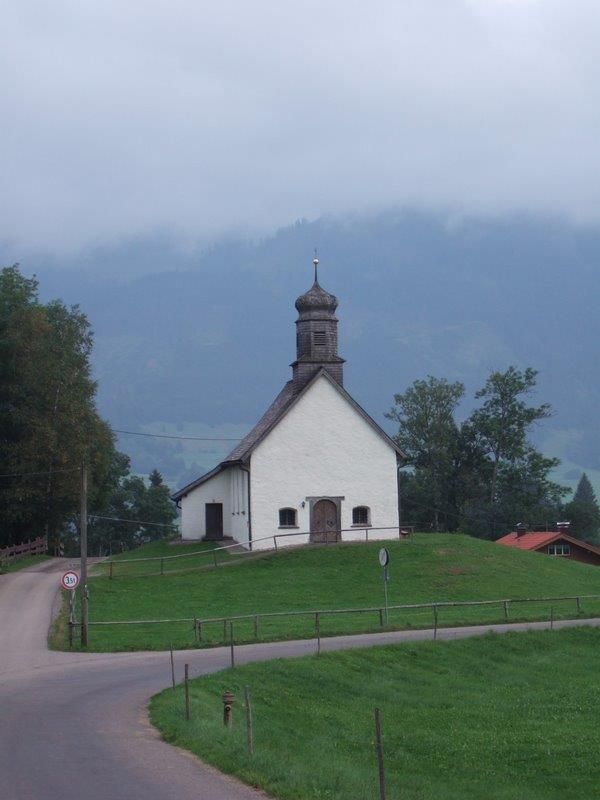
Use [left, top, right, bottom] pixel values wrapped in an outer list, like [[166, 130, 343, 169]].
[[249, 375, 399, 550], [180, 466, 249, 541]]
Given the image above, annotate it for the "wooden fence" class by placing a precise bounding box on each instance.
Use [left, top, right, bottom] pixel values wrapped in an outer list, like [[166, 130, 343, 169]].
[[74, 592, 600, 648], [0, 536, 47, 565], [103, 526, 415, 579]]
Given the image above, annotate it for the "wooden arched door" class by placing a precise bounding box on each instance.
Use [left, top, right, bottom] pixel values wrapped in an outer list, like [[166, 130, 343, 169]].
[[311, 499, 340, 544]]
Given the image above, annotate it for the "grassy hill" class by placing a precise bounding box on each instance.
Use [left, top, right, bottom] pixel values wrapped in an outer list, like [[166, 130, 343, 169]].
[[150, 627, 600, 800], [59, 534, 600, 651]]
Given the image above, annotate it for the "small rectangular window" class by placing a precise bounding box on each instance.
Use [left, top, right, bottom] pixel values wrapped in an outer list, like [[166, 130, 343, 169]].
[[352, 506, 370, 526], [549, 543, 571, 556], [279, 508, 297, 527], [313, 331, 327, 346]]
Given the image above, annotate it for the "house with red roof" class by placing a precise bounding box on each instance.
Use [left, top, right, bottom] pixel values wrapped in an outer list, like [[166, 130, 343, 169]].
[[497, 525, 600, 566]]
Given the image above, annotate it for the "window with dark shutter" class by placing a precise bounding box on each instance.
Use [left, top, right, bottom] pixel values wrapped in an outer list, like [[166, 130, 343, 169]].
[[279, 508, 297, 527], [352, 506, 370, 526], [313, 331, 327, 346]]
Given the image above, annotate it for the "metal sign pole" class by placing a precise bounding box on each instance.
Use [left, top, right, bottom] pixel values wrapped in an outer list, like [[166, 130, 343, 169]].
[[378, 548, 390, 625], [383, 566, 389, 624]]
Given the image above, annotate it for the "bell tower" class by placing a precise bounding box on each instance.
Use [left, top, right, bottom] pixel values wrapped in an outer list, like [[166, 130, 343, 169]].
[[291, 257, 345, 389]]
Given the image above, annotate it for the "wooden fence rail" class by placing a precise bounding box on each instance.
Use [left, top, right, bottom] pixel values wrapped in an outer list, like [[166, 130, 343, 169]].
[[0, 536, 47, 565], [103, 525, 415, 579], [76, 592, 600, 645]]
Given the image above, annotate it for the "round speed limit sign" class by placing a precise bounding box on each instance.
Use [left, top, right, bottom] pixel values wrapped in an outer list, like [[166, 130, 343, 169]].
[[61, 571, 80, 591]]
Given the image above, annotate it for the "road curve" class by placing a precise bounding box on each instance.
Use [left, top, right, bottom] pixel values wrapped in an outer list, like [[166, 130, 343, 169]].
[[2, 559, 600, 800]]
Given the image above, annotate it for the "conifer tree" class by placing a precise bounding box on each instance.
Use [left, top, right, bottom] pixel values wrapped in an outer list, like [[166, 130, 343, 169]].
[[564, 473, 600, 542]]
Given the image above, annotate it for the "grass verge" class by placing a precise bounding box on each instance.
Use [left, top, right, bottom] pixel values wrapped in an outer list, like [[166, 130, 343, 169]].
[[58, 534, 600, 651], [0, 554, 50, 574], [150, 627, 600, 800]]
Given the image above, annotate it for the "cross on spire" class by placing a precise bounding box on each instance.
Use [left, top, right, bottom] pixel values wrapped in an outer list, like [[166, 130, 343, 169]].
[[313, 249, 319, 284]]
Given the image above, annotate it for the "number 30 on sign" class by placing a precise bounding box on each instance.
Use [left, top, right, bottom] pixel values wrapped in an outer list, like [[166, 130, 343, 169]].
[[61, 571, 80, 590]]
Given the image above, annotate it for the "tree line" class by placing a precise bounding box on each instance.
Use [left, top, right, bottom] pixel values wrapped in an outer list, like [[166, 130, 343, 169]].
[[2, 263, 598, 552], [0, 265, 176, 555], [387, 369, 600, 542]]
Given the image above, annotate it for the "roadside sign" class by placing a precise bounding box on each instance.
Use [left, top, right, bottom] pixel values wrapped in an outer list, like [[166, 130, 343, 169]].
[[378, 548, 390, 623], [61, 571, 79, 591]]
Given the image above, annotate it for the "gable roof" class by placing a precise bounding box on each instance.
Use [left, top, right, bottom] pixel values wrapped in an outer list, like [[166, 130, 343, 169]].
[[172, 369, 405, 501], [497, 530, 600, 557]]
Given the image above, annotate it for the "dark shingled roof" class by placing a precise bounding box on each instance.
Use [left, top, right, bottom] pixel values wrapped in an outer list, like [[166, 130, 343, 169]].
[[172, 369, 405, 501], [222, 380, 298, 463]]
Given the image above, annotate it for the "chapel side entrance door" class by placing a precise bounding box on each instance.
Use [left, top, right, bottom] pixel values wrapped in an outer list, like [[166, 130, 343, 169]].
[[205, 503, 224, 540], [310, 499, 340, 544]]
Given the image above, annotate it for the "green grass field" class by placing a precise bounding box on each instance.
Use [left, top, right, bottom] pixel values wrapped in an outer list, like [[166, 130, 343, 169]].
[[150, 627, 600, 800], [94, 539, 235, 577], [58, 534, 600, 651]]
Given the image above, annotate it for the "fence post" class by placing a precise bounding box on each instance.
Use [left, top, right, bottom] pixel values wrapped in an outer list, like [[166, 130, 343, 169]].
[[315, 612, 321, 655], [223, 619, 228, 643], [433, 605, 438, 640], [365, 528, 369, 542], [374, 708, 386, 800], [213, 549, 218, 568], [550, 606, 554, 630], [184, 663, 190, 720], [273, 537, 278, 552], [68, 620, 73, 649], [170, 644, 175, 689], [576, 596, 581, 613], [245, 686, 254, 756], [197, 621, 203, 642], [503, 601, 508, 621], [253, 615, 259, 639], [230, 621, 235, 668], [193, 617, 199, 644], [379, 609, 384, 628]]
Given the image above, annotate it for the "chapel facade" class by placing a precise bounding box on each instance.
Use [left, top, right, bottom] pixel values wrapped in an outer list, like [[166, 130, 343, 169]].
[[172, 260, 404, 550]]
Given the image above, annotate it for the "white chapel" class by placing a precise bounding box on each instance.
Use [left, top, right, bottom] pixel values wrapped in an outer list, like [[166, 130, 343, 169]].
[[173, 259, 404, 550]]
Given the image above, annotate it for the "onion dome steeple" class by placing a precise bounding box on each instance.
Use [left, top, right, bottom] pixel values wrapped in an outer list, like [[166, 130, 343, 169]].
[[291, 257, 345, 389]]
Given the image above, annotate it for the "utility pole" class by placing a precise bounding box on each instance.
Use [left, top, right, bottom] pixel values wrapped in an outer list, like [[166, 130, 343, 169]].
[[80, 459, 89, 647]]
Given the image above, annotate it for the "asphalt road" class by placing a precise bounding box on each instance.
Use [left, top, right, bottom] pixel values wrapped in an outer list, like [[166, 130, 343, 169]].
[[2, 558, 600, 800]]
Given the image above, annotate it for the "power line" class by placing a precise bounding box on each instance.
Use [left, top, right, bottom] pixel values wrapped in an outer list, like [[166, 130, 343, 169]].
[[0, 467, 80, 479], [88, 514, 178, 528], [112, 429, 242, 442]]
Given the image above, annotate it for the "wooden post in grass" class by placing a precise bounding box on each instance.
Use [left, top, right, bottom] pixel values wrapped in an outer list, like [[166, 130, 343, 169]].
[[230, 621, 235, 668], [245, 687, 254, 756], [184, 663, 190, 720], [223, 619, 228, 643], [198, 621, 203, 642], [170, 644, 175, 689], [374, 708, 386, 800], [379, 609, 384, 628], [577, 596, 581, 613], [503, 601, 508, 621], [315, 612, 321, 655], [550, 606, 554, 630], [193, 617, 199, 644], [433, 605, 438, 641]]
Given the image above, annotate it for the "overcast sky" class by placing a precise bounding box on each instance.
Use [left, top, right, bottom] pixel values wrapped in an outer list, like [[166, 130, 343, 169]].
[[3, 0, 600, 255]]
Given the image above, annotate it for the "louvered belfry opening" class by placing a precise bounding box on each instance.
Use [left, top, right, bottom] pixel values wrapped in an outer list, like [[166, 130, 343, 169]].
[[292, 265, 345, 389]]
